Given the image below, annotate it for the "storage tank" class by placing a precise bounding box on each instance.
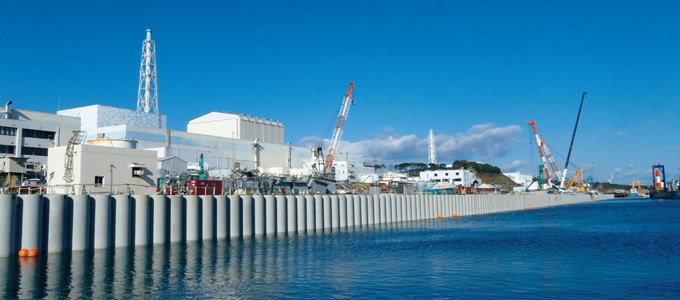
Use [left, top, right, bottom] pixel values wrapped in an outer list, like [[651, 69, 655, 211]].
[[88, 138, 138, 149]]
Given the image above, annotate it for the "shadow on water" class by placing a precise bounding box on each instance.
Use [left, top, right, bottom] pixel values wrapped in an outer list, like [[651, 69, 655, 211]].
[[1, 199, 679, 298]]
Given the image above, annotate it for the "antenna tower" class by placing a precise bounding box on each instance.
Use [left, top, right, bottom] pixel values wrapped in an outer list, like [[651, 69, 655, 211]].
[[137, 29, 159, 114], [428, 129, 437, 165]]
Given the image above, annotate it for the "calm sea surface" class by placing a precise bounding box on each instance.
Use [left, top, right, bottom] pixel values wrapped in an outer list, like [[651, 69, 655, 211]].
[[1, 198, 679, 299]]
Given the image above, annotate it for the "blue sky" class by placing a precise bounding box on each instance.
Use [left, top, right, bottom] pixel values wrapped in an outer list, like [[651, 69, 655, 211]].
[[1, 0, 679, 185]]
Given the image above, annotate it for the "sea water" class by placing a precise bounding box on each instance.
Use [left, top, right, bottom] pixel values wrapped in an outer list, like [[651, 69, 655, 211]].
[[1, 198, 679, 299]]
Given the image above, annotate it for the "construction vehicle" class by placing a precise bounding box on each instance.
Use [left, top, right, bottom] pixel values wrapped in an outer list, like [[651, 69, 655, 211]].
[[324, 82, 355, 174], [564, 168, 583, 190]]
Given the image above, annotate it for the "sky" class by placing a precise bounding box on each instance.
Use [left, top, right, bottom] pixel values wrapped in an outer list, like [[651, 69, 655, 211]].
[[1, 0, 679, 185]]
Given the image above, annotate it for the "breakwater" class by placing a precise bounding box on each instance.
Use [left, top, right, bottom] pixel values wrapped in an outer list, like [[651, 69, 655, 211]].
[[0, 193, 595, 256]]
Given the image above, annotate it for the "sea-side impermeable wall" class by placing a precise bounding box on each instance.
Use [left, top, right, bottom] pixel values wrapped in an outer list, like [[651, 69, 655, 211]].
[[0, 193, 595, 256]]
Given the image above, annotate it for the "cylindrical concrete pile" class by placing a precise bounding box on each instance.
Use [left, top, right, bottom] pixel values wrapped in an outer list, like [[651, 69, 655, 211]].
[[0, 192, 595, 256]]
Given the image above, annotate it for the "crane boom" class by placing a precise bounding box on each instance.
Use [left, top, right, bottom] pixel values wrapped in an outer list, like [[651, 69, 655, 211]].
[[542, 141, 563, 183], [324, 82, 355, 174], [527, 121, 552, 183], [560, 92, 587, 189], [565, 168, 583, 189]]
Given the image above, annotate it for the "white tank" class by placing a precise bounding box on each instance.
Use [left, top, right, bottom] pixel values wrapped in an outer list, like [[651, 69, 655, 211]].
[[88, 138, 138, 149]]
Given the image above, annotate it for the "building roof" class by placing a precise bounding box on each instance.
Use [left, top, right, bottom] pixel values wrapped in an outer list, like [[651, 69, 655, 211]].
[[188, 112, 283, 127]]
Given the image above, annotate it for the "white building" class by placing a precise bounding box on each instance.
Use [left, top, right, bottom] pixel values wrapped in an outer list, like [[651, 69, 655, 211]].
[[187, 112, 284, 145], [332, 152, 378, 183], [47, 143, 158, 195], [503, 172, 533, 188], [56, 105, 375, 182], [158, 156, 187, 175], [419, 168, 481, 187], [0, 104, 81, 166]]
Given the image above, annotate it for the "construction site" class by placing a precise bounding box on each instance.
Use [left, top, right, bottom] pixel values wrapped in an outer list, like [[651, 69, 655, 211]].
[[0, 29, 593, 197]]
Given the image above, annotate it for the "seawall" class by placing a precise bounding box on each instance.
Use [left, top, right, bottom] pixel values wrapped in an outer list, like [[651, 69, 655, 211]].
[[0, 193, 595, 256]]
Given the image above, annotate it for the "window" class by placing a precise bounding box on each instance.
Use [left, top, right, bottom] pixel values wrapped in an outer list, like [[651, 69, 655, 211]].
[[0, 145, 15, 154], [94, 176, 104, 187], [456, 172, 459, 175], [434, 173, 438, 177], [21, 147, 48, 156], [445, 173, 448, 176], [0, 126, 16, 136], [23, 129, 56, 140]]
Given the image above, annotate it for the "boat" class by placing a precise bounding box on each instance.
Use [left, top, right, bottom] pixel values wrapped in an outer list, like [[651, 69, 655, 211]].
[[629, 180, 640, 197], [649, 164, 680, 199]]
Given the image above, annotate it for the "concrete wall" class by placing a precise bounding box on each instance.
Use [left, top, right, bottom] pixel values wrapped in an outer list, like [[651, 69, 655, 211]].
[[187, 112, 284, 145], [47, 144, 158, 195], [0, 193, 597, 256]]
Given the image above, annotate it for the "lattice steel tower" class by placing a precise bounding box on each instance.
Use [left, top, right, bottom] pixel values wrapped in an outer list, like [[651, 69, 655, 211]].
[[428, 129, 437, 165], [137, 29, 159, 114]]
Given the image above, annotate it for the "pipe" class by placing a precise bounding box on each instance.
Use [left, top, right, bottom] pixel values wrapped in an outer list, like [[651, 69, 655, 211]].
[[4, 101, 11, 119]]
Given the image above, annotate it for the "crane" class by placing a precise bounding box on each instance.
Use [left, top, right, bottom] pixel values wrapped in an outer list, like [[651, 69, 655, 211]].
[[542, 141, 563, 184], [528, 121, 560, 187], [324, 82, 355, 174], [564, 168, 583, 190], [560, 92, 587, 189]]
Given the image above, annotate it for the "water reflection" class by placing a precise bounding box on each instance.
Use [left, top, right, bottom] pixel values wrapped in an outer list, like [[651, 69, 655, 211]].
[[1, 200, 679, 298]]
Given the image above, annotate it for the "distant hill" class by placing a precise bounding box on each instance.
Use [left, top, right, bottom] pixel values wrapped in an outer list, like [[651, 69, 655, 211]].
[[593, 182, 650, 194], [478, 172, 520, 191]]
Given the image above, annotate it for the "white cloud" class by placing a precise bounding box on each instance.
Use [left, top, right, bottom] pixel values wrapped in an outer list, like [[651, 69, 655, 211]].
[[624, 169, 648, 177], [502, 160, 529, 172], [297, 123, 522, 163], [616, 131, 626, 137], [627, 164, 634, 169], [666, 147, 680, 152], [608, 168, 622, 183], [382, 127, 395, 133]]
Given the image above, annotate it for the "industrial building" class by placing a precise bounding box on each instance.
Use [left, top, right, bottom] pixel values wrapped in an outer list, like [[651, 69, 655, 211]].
[[0, 103, 81, 166], [187, 112, 284, 145], [419, 168, 481, 187], [503, 172, 533, 188], [0, 29, 377, 193], [47, 143, 158, 195]]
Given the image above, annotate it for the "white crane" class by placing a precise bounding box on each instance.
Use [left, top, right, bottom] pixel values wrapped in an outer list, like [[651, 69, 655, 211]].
[[324, 82, 355, 174]]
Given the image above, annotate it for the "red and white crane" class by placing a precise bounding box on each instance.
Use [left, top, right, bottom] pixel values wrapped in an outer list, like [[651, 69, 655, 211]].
[[324, 82, 355, 174], [528, 121, 552, 183], [527, 120, 562, 187]]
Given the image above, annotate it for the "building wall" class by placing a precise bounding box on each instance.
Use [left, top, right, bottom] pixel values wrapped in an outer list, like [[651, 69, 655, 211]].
[[58, 105, 166, 141], [159, 156, 187, 175], [504, 172, 533, 187], [187, 112, 284, 145], [0, 109, 81, 165], [419, 169, 480, 187], [47, 144, 158, 195], [88, 124, 310, 174]]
